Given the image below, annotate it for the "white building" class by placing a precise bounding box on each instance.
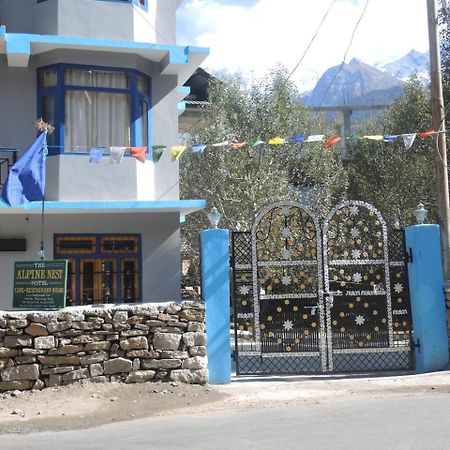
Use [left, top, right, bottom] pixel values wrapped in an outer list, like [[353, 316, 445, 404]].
[[0, 0, 208, 309]]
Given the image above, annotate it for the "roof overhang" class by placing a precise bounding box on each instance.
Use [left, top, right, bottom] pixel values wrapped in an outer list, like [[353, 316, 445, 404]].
[[0, 27, 209, 84], [0, 199, 206, 216]]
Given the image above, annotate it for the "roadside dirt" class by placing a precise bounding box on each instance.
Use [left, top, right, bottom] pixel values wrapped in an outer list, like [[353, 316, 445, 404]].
[[0, 370, 449, 434]]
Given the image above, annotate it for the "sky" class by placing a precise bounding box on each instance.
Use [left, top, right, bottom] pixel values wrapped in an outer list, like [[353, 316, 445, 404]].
[[176, 0, 430, 91]]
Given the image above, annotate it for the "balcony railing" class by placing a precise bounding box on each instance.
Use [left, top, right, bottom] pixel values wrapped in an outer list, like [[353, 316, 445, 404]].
[[0, 148, 17, 189]]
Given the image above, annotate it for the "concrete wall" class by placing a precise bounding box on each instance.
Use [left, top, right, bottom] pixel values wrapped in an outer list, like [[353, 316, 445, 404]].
[[0, 0, 174, 44], [0, 0, 36, 34], [0, 212, 181, 310], [0, 49, 180, 201]]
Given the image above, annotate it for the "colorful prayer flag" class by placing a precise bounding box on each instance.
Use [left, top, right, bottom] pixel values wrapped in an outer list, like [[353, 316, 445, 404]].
[[363, 135, 383, 141], [152, 145, 166, 163], [110, 147, 126, 163], [212, 141, 229, 147], [383, 135, 399, 143], [1, 132, 47, 207], [192, 144, 207, 153], [324, 135, 341, 149], [306, 135, 325, 142], [130, 146, 147, 163], [251, 140, 265, 147], [289, 132, 305, 143], [402, 133, 417, 150], [231, 142, 246, 149], [171, 145, 187, 161], [89, 147, 105, 163], [418, 130, 435, 139], [268, 137, 285, 145]]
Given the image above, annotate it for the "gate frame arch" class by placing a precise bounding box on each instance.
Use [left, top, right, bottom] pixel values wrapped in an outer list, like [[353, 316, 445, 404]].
[[250, 200, 327, 369], [322, 200, 395, 370]]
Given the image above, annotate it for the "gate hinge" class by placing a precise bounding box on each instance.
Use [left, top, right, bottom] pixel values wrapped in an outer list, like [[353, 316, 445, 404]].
[[412, 338, 420, 353], [405, 247, 413, 264]]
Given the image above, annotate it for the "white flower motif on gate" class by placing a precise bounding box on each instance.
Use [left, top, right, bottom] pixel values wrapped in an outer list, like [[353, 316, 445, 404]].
[[283, 320, 294, 331], [351, 249, 362, 259], [281, 275, 292, 286], [393, 283, 403, 294], [282, 206, 291, 216], [349, 205, 359, 216], [239, 285, 250, 296], [355, 315, 365, 326], [350, 227, 360, 239], [282, 249, 292, 260], [352, 272, 362, 283], [281, 227, 292, 238]]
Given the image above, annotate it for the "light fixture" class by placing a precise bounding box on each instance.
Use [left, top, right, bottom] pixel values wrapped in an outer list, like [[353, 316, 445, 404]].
[[207, 206, 222, 229], [414, 202, 428, 225]]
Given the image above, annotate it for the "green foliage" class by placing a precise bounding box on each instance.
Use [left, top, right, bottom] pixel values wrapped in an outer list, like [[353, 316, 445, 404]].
[[347, 77, 436, 226], [179, 69, 348, 284]]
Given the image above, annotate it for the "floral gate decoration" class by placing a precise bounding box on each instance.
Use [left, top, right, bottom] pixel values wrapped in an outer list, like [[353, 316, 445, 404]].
[[231, 200, 413, 375]]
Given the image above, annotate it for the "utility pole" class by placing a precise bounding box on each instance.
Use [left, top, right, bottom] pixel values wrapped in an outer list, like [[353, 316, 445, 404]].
[[427, 0, 450, 303]]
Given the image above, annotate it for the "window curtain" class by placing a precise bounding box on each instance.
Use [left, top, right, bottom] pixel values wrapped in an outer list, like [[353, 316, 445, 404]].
[[64, 70, 130, 150]]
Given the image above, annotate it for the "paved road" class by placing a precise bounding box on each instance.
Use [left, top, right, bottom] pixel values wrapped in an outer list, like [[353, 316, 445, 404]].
[[3, 393, 450, 450]]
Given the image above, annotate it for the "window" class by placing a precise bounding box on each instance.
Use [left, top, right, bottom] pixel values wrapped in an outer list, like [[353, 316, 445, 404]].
[[37, 65, 150, 152], [54, 234, 141, 306]]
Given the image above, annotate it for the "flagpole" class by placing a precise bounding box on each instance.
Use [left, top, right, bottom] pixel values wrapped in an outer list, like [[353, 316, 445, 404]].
[[39, 131, 48, 261], [40, 198, 45, 260]]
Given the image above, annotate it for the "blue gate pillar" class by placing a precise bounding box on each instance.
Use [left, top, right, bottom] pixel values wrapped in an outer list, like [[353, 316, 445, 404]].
[[200, 229, 231, 384], [405, 224, 449, 372]]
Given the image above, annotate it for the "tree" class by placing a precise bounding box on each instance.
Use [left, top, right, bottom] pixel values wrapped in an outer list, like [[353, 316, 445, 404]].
[[347, 76, 436, 226], [179, 69, 348, 284]]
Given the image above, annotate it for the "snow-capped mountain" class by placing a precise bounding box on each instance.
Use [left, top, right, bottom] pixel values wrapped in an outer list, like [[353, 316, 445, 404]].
[[304, 58, 403, 107], [376, 49, 430, 82]]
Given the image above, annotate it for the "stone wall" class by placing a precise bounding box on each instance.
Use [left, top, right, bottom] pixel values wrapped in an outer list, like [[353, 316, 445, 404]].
[[0, 301, 208, 392]]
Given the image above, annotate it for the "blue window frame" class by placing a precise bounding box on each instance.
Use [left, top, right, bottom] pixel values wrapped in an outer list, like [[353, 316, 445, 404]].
[[54, 234, 142, 306], [37, 64, 151, 153]]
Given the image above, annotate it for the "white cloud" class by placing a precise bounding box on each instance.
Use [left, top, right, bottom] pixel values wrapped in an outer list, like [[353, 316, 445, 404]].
[[178, 0, 429, 89]]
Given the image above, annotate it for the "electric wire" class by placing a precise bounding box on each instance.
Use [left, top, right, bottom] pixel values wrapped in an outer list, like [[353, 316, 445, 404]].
[[313, 0, 371, 118], [287, 0, 338, 81], [133, 3, 174, 45]]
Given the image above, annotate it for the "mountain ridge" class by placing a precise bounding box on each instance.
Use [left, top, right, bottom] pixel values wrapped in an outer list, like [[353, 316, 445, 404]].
[[301, 50, 429, 108]]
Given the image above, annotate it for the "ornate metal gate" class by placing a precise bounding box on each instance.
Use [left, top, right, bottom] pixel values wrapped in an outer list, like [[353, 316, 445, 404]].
[[231, 200, 414, 375]]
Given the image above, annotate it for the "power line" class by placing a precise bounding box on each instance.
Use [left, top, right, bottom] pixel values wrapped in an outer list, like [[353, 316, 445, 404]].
[[314, 0, 371, 113], [133, 4, 173, 45], [287, 0, 338, 81]]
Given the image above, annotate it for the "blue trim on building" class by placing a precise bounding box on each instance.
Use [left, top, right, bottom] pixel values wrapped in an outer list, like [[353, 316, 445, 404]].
[[0, 199, 207, 211], [4, 32, 209, 65]]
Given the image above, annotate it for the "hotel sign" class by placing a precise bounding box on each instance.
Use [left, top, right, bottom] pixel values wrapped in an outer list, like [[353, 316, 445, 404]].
[[13, 260, 68, 309]]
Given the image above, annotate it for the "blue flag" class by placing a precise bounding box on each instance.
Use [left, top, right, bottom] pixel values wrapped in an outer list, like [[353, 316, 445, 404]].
[[289, 131, 305, 143], [192, 144, 207, 153], [89, 146, 105, 163], [1, 132, 47, 207]]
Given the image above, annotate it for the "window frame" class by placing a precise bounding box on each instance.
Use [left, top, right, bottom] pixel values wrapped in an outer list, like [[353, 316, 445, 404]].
[[54, 233, 142, 306], [37, 64, 151, 156]]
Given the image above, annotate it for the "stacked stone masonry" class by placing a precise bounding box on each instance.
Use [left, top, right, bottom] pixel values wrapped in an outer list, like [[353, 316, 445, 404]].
[[0, 301, 208, 392]]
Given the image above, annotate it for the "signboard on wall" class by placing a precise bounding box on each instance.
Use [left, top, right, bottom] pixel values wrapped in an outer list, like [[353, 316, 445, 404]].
[[13, 260, 68, 309]]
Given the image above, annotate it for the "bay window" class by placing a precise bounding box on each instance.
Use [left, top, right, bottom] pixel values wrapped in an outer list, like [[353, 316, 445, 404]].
[[37, 65, 151, 152]]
